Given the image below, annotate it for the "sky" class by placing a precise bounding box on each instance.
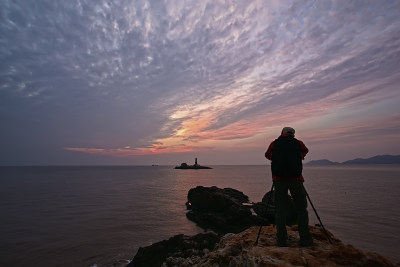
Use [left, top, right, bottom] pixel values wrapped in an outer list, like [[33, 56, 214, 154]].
[[1, 0, 400, 165]]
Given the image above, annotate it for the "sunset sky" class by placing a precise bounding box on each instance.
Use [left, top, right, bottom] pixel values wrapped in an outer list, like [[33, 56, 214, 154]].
[[1, 0, 400, 165]]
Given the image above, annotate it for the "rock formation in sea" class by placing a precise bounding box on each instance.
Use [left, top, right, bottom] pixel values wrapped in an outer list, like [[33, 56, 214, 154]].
[[185, 186, 297, 234], [186, 186, 264, 234]]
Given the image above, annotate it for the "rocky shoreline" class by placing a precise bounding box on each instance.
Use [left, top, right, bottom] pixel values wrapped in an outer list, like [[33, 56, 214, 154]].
[[128, 186, 400, 267]]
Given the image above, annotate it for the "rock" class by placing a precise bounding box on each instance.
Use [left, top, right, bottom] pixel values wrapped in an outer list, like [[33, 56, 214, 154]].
[[221, 187, 250, 203], [253, 190, 298, 226], [187, 186, 250, 211], [252, 189, 276, 221], [127, 232, 220, 267], [185, 186, 266, 234], [204, 225, 400, 267], [130, 225, 400, 267], [186, 186, 298, 233]]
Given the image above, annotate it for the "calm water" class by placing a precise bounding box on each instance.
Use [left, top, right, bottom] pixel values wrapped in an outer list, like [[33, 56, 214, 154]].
[[1, 165, 399, 266]]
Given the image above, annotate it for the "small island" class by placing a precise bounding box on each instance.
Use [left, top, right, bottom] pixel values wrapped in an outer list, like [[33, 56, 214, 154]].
[[174, 158, 212, 169]]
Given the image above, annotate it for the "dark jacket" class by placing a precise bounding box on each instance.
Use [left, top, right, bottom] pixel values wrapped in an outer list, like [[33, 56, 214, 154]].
[[265, 134, 309, 181]]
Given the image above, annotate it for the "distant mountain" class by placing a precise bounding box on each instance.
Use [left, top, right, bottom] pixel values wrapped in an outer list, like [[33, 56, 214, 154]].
[[306, 159, 340, 165], [342, 155, 400, 164], [306, 155, 400, 165]]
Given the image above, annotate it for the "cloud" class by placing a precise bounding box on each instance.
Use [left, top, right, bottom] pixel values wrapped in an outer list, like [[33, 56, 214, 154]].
[[1, 0, 400, 164], [64, 143, 213, 157]]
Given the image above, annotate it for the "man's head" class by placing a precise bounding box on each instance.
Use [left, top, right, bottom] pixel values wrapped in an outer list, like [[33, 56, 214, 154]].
[[281, 127, 295, 136]]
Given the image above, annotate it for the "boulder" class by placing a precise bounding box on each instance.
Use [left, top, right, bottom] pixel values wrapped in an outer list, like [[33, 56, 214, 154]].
[[252, 190, 276, 222], [252, 190, 298, 225], [186, 186, 297, 233], [186, 186, 265, 234]]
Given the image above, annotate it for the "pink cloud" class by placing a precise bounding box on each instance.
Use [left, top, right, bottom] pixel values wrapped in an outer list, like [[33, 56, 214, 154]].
[[63, 144, 213, 158]]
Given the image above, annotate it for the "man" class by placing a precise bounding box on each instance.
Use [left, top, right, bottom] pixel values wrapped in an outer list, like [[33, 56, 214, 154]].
[[265, 127, 313, 247]]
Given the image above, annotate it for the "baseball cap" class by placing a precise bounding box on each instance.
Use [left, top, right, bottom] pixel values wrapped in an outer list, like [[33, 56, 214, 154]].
[[281, 127, 295, 135]]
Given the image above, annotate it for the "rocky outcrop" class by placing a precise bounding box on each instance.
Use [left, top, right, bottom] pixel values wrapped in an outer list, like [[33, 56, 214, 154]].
[[187, 225, 399, 267], [127, 232, 220, 267], [186, 186, 266, 234], [129, 225, 400, 267], [186, 186, 297, 234]]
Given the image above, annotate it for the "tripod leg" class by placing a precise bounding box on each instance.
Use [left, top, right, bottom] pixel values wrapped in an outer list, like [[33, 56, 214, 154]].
[[303, 185, 333, 244], [255, 182, 274, 245]]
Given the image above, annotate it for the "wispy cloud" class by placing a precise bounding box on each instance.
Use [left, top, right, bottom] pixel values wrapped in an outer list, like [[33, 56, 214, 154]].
[[1, 0, 400, 164], [64, 143, 213, 157]]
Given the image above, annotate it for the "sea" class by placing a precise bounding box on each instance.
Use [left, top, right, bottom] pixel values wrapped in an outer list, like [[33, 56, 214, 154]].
[[1, 165, 399, 266]]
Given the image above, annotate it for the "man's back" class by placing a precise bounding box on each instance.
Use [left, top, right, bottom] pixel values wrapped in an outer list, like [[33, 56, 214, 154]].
[[271, 136, 302, 178]]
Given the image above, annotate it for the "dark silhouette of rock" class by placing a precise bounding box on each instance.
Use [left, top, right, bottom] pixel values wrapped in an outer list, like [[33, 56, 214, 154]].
[[129, 226, 400, 266], [186, 186, 265, 234], [127, 232, 220, 267], [252, 189, 276, 222], [185, 186, 297, 234]]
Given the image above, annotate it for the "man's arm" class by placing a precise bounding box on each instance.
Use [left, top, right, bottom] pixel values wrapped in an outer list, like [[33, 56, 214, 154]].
[[265, 141, 274, 160], [299, 140, 309, 160]]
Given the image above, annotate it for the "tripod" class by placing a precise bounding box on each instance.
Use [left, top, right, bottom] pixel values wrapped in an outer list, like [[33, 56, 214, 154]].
[[303, 184, 333, 244], [255, 182, 274, 245]]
